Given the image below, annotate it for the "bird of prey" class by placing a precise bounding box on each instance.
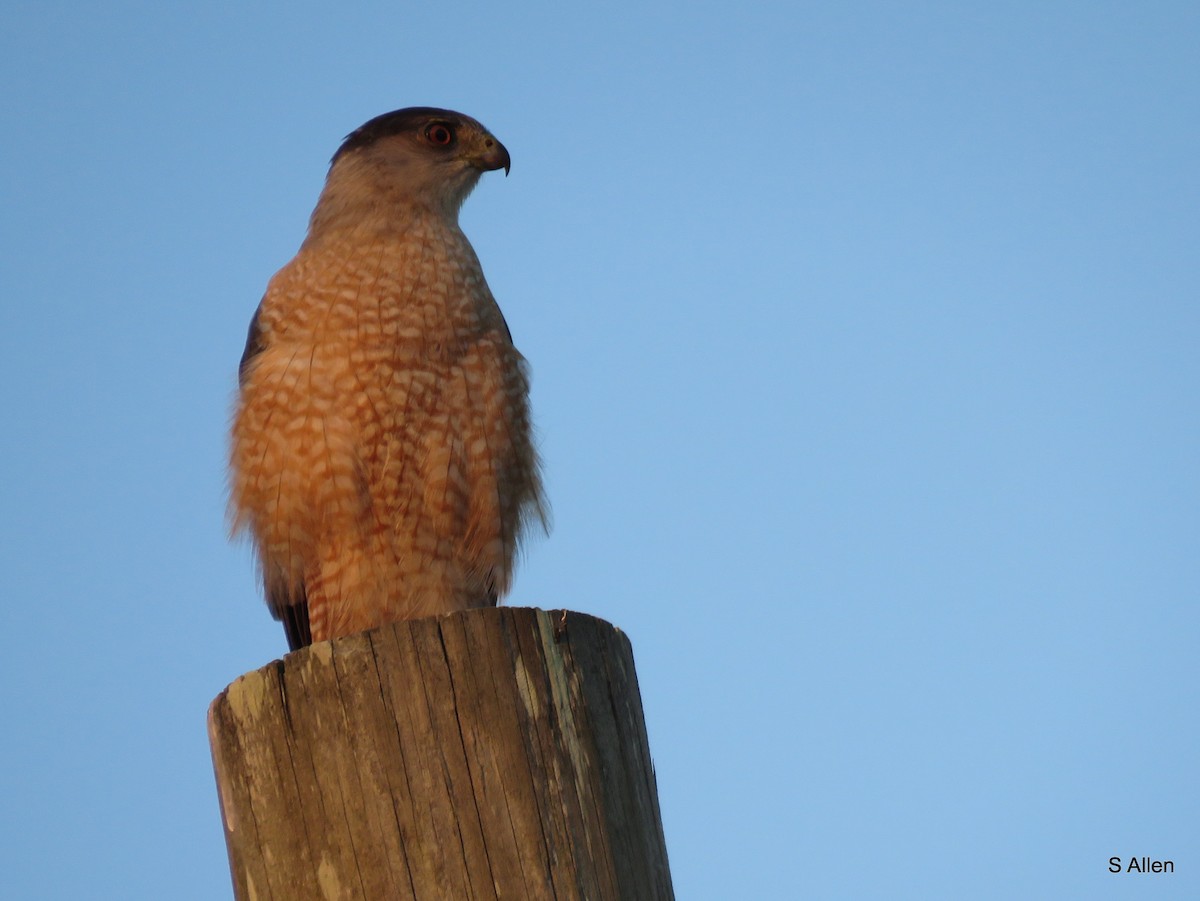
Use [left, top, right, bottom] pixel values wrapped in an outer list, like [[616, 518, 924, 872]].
[[229, 107, 547, 650]]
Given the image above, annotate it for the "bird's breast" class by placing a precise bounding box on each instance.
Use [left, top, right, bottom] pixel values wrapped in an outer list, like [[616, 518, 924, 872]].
[[268, 226, 501, 359]]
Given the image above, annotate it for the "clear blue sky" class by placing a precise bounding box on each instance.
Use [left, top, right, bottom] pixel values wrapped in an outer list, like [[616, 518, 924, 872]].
[[2, 2, 1196, 898]]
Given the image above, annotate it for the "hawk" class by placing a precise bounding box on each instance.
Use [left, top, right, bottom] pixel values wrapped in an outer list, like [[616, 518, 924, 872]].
[[229, 107, 547, 650]]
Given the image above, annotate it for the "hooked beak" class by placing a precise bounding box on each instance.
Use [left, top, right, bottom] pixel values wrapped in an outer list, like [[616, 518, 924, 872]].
[[476, 135, 511, 176]]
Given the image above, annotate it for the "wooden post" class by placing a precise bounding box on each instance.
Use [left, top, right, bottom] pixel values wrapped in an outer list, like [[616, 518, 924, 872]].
[[208, 607, 674, 900]]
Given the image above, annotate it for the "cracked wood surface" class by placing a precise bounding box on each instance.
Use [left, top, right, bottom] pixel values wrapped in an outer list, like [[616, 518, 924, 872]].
[[208, 607, 674, 900]]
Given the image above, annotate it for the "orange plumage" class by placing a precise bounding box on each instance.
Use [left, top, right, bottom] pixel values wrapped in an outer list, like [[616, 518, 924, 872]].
[[230, 108, 546, 649]]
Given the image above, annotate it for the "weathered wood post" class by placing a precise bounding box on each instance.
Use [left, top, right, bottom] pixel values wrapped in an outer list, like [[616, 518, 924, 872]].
[[208, 607, 674, 900]]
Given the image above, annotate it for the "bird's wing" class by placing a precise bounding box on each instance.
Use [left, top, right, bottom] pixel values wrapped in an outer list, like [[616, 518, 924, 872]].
[[238, 301, 268, 387], [238, 299, 313, 650]]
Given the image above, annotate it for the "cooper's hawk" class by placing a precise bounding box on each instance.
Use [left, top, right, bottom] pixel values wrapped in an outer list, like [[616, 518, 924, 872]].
[[229, 107, 547, 650]]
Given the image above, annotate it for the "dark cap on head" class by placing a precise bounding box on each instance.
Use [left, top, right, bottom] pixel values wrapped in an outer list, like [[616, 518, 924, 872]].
[[333, 107, 494, 164]]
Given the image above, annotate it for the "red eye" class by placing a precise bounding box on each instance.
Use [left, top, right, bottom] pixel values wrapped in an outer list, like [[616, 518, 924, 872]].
[[426, 123, 454, 146]]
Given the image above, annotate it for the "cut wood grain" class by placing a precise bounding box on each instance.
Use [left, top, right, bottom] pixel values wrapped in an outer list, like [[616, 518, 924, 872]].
[[208, 607, 674, 900]]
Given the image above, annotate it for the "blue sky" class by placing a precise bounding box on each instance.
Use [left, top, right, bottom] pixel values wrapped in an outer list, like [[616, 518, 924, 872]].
[[2, 2, 1197, 898]]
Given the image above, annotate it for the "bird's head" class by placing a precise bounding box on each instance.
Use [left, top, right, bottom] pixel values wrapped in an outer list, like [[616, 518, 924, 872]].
[[309, 107, 510, 235]]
